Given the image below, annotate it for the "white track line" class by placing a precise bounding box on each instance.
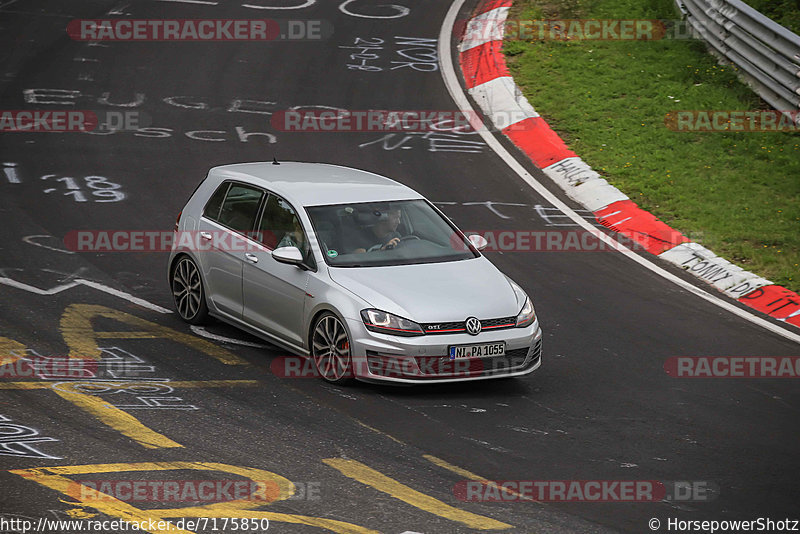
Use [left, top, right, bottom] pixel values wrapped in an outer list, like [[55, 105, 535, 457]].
[[22, 235, 76, 255], [0, 277, 80, 295], [0, 276, 171, 314], [439, 0, 800, 345], [156, 0, 218, 4], [78, 279, 172, 313], [190, 326, 271, 348]]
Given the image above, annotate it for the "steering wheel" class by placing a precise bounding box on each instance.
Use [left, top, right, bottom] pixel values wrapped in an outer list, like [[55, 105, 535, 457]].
[[368, 235, 420, 252], [385, 235, 420, 249]]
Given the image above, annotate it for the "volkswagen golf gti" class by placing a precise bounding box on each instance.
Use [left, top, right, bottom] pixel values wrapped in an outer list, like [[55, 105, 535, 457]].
[[168, 161, 542, 384]]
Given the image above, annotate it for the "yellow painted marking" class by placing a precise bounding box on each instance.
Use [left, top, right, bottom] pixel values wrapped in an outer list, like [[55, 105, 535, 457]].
[[1, 305, 254, 450], [0, 380, 258, 390], [64, 508, 97, 519], [423, 454, 483, 479], [424, 454, 539, 504], [146, 509, 380, 534], [15, 462, 293, 505], [11, 463, 376, 534], [355, 421, 406, 445], [0, 380, 257, 448], [53, 462, 292, 503], [50, 387, 182, 449], [323, 458, 513, 530], [0, 336, 27, 366], [60, 304, 246, 364], [0, 382, 50, 389], [10, 465, 192, 533], [94, 332, 165, 339]]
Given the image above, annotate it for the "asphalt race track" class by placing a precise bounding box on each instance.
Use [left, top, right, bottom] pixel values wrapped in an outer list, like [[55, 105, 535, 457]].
[[1, 1, 799, 533]]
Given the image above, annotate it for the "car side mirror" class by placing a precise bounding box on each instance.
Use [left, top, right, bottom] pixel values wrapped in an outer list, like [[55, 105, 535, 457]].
[[272, 246, 306, 268], [468, 234, 488, 251]]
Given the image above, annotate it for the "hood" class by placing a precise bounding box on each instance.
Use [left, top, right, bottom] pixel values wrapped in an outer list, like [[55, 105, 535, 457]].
[[328, 257, 521, 323]]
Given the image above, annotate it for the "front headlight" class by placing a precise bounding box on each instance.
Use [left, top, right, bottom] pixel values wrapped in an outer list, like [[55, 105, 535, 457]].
[[515, 297, 536, 327], [508, 278, 536, 327], [361, 309, 424, 337]]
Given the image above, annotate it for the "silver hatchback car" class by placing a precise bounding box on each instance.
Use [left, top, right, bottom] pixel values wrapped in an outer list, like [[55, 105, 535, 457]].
[[168, 162, 542, 384]]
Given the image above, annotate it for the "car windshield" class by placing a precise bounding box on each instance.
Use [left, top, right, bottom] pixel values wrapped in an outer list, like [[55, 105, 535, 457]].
[[305, 199, 478, 267]]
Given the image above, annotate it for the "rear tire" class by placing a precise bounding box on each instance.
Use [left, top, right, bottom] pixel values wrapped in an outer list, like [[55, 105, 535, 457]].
[[171, 256, 208, 325]]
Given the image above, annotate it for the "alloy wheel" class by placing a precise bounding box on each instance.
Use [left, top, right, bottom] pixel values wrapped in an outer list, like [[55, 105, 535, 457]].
[[311, 314, 353, 383]]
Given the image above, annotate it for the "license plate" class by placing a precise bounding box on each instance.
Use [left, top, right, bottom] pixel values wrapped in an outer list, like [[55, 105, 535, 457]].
[[449, 342, 505, 359]]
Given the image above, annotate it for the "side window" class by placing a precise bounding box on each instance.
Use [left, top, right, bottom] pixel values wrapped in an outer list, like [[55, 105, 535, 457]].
[[217, 184, 265, 233], [257, 194, 315, 268], [203, 182, 230, 222]]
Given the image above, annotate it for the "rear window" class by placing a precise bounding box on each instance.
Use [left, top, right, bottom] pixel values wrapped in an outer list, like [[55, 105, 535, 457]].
[[203, 182, 230, 222], [217, 184, 265, 233]]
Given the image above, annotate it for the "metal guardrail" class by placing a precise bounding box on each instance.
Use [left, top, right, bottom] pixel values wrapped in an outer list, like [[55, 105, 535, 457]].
[[675, 0, 800, 121]]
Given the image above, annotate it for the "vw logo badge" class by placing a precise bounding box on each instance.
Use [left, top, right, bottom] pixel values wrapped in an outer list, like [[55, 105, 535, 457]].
[[465, 317, 482, 336]]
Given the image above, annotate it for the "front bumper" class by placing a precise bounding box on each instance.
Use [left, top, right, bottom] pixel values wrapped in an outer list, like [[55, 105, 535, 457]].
[[345, 318, 542, 384]]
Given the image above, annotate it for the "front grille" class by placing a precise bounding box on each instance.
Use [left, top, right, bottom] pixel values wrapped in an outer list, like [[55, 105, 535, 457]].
[[505, 346, 531, 360], [366, 352, 418, 377], [529, 338, 542, 362], [421, 316, 516, 335], [483, 317, 518, 329], [421, 321, 465, 333]]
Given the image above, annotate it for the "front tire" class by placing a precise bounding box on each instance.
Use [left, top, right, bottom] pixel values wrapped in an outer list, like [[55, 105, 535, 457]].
[[171, 256, 208, 325], [311, 313, 353, 384]]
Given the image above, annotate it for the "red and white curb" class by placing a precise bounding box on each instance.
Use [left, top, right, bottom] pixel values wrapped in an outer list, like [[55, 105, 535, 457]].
[[456, 0, 800, 330]]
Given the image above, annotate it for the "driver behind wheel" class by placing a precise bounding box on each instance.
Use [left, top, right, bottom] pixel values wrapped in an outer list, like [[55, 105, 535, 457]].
[[353, 206, 402, 253]]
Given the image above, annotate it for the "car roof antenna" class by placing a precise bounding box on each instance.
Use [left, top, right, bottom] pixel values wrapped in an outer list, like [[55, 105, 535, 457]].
[[272, 156, 280, 165]]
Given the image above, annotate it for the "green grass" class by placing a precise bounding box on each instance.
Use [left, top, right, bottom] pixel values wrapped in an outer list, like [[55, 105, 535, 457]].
[[505, 0, 800, 292], [742, 0, 800, 35]]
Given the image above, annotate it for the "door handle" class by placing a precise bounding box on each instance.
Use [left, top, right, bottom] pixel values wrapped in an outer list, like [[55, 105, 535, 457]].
[[245, 253, 259, 263], [200, 232, 212, 240]]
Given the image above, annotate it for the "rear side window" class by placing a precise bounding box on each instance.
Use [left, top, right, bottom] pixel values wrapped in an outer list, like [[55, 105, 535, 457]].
[[217, 184, 265, 233], [203, 182, 230, 222]]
